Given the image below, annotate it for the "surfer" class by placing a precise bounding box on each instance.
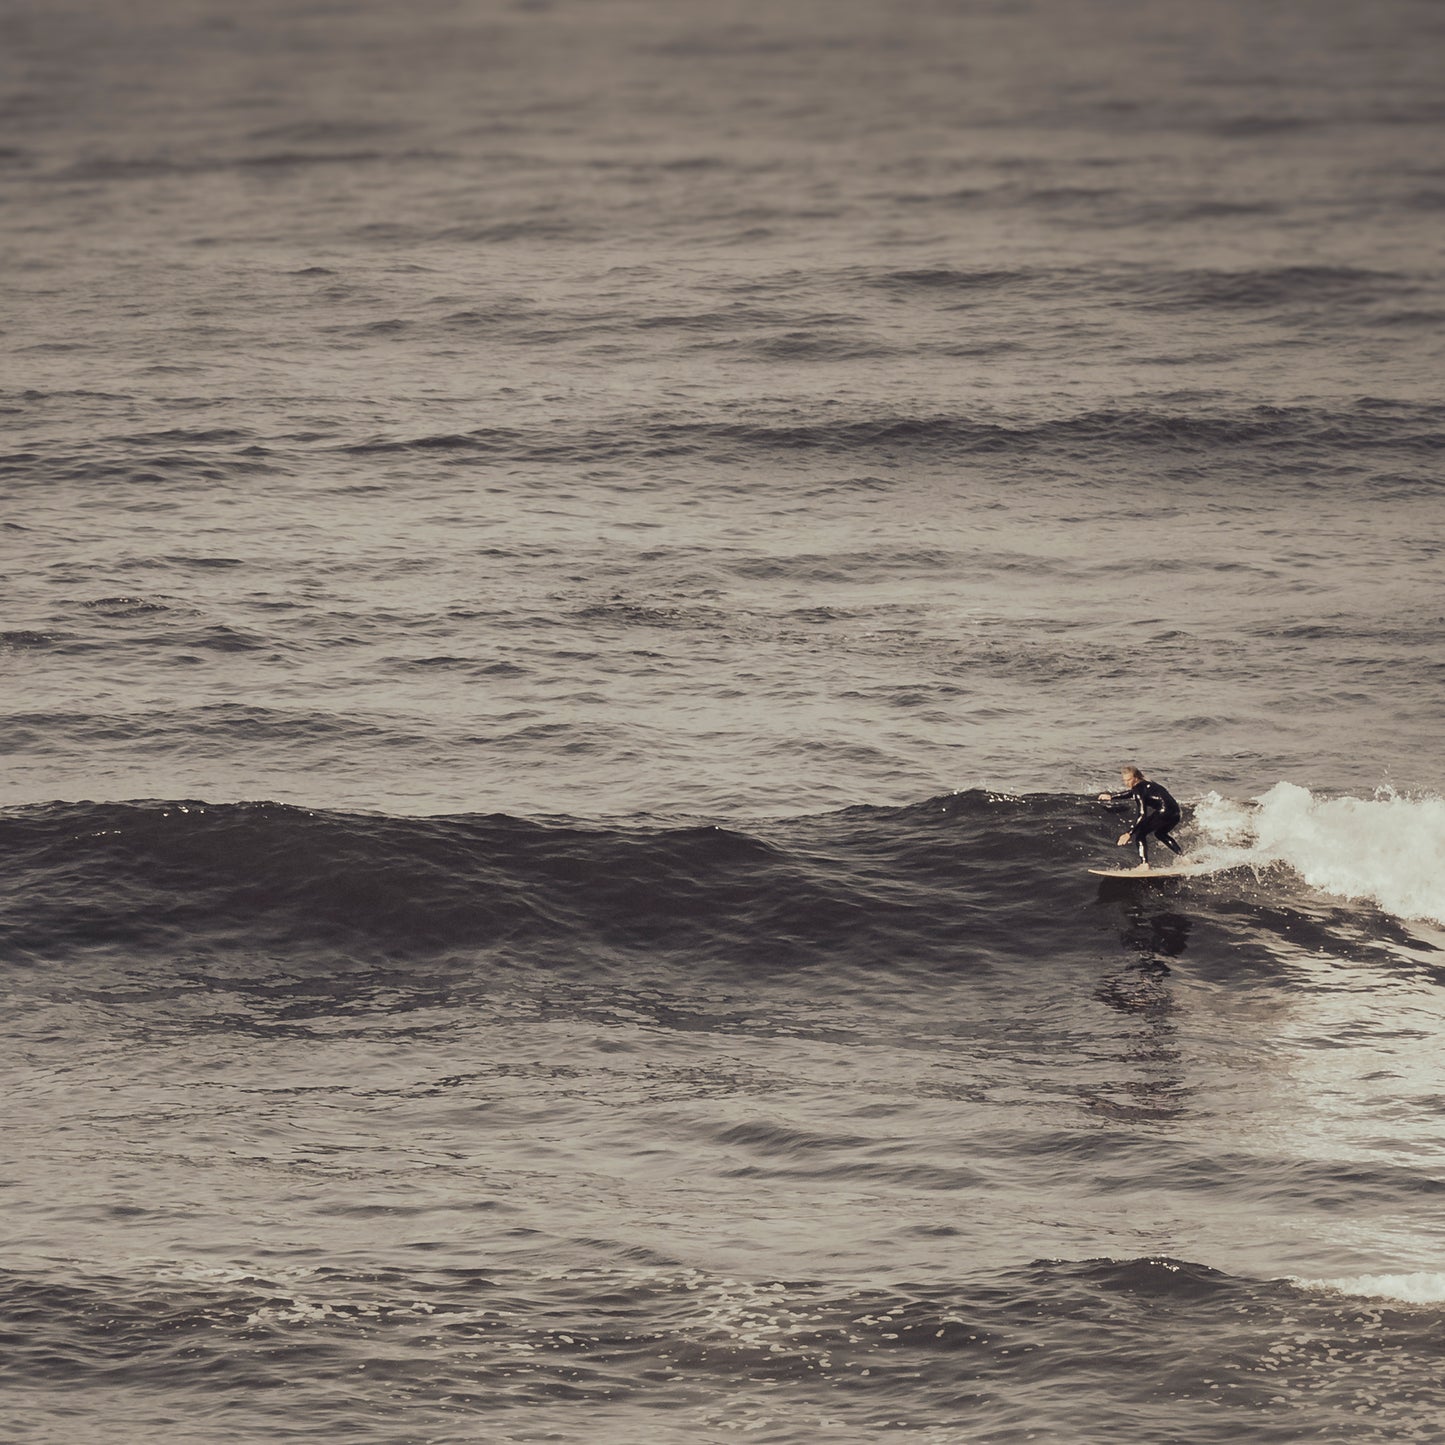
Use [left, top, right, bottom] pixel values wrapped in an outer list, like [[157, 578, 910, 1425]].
[[1098, 765, 1183, 869]]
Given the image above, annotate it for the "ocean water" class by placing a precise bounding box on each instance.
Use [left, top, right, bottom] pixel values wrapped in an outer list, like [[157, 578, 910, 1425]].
[[4, 1, 1445, 1440]]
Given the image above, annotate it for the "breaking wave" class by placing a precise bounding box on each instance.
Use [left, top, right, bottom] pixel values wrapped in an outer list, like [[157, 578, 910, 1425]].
[[1193, 782, 1445, 926], [1295, 1272, 1445, 1306]]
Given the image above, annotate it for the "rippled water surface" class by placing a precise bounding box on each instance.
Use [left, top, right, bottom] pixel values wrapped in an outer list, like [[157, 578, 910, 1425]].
[[4, 1, 1445, 1440]]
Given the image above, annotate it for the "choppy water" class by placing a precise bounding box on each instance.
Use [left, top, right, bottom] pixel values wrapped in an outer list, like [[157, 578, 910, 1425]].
[[4, 1, 1445, 1440]]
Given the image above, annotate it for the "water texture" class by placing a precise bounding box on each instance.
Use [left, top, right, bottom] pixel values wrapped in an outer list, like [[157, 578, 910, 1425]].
[[3, 1, 1444, 1441]]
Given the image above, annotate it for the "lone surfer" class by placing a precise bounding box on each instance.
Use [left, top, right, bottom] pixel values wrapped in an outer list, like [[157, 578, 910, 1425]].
[[1098, 766, 1183, 869]]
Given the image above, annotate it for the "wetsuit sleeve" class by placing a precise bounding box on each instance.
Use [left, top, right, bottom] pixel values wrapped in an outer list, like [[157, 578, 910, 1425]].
[[1103, 785, 1145, 832], [1125, 784, 1151, 840]]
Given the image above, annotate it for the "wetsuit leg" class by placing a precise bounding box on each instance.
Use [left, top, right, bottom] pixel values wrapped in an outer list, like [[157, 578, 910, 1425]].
[[1134, 813, 1182, 864]]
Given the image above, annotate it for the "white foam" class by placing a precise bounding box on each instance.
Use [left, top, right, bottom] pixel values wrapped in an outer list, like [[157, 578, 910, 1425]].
[[1294, 1271, 1445, 1305], [1191, 782, 1445, 927]]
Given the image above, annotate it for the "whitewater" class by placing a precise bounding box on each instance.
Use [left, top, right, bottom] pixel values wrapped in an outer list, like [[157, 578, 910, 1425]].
[[1193, 785, 1445, 928], [4, 0, 1445, 1441]]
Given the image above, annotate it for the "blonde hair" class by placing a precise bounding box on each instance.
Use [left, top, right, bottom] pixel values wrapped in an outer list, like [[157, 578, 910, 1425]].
[[1121, 764, 1145, 785]]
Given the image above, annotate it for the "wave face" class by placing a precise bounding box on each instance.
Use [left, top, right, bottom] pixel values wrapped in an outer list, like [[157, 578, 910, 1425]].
[[6, 788, 1437, 970], [0, 793, 1116, 979]]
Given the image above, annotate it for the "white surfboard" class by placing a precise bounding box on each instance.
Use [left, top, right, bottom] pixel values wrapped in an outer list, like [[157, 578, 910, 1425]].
[[1088, 862, 1215, 879]]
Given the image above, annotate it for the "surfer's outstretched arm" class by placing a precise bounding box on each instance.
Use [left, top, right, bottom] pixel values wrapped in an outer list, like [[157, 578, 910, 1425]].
[[1099, 788, 1143, 823]]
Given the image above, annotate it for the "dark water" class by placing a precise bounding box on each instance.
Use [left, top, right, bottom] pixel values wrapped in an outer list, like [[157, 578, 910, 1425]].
[[4, 1, 1445, 1440]]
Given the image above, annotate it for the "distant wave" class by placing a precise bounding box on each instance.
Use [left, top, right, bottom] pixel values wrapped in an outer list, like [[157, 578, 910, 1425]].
[[53, 149, 445, 182], [865, 266, 1039, 294], [341, 401, 1445, 466], [862, 263, 1409, 308], [1118, 265, 1416, 311]]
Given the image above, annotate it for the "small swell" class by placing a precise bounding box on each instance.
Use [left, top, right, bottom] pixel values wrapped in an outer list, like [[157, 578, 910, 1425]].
[[1120, 266, 1414, 312], [339, 402, 1445, 465]]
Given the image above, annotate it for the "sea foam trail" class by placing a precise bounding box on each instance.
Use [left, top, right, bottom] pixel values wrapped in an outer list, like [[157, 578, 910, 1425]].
[[1193, 782, 1445, 927], [1294, 1273, 1445, 1306]]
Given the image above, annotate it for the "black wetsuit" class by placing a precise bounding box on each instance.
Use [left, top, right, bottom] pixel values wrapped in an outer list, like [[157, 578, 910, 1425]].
[[1111, 780, 1183, 864]]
